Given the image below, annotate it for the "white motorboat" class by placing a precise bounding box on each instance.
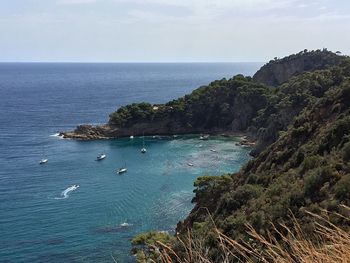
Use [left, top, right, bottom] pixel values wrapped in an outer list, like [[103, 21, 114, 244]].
[[117, 167, 127, 174], [39, 159, 48, 164], [187, 162, 194, 167]]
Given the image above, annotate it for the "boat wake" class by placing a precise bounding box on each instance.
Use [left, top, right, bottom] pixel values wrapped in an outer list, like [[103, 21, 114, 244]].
[[54, 185, 79, 199]]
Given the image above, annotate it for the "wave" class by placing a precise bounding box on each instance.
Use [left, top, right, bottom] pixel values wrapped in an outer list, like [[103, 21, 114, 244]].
[[50, 133, 64, 139], [54, 185, 79, 199], [120, 222, 132, 227]]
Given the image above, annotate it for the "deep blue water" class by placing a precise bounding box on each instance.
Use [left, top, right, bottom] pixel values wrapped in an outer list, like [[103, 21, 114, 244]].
[[0, 63, 260, 262]]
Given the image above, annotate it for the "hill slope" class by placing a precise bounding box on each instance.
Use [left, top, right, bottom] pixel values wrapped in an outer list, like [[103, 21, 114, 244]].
[[130, 54, 350, 262], [175, 59, 350, 262]]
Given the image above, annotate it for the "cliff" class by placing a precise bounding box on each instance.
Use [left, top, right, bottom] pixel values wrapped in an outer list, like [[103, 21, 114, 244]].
[[253, 49, 343, 86]]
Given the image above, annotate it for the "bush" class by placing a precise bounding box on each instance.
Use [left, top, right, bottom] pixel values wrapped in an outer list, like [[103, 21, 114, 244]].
[[219, 184, 262, 212], [304, 167, 334, 197], [334, 174, 350, 200], [343, 142, 350, 162], [301, 155, 321, 173]]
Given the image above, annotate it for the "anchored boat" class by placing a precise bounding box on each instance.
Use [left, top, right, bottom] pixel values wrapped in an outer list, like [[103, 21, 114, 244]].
[[96, 154, 106, 161], [39, 159, 48, 164], [141, 133, 147, 153]]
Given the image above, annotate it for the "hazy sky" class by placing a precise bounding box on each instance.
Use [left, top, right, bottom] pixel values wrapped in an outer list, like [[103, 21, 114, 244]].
[[0, 0, 349, 62]]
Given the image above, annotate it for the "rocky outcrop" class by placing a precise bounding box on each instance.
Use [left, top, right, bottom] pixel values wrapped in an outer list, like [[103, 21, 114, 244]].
[[60, 125, 116, 140], [253, 49, 344, 86], [60, 121, 238, 140]]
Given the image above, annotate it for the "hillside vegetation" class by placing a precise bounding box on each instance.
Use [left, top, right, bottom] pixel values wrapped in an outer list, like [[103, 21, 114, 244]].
[[107, 50, 346, 156], [130, 52, 350, 262], [63, 50, 344, 153]]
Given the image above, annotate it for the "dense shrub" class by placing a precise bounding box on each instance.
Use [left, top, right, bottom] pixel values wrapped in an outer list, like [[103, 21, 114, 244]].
[[334, 174, 350, 200], [343, 142, 350, 162]]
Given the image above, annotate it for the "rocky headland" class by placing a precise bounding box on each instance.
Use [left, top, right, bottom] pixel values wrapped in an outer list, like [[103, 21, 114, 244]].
[[61, 49, 345, 156]]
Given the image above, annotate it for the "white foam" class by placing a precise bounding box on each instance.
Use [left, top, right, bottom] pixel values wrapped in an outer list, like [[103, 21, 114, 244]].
[[54, 185, 79, 199], [120, 222, 132, 227], [50, 133, 64, 139]]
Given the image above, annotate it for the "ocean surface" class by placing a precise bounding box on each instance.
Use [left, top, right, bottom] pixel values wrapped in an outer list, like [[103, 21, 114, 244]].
[[0, 62, 261, 262]]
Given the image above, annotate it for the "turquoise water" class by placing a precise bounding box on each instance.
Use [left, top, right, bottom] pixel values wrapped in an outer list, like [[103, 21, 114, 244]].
[[0, 63, 258, 262], [1, 135, 251, 262]]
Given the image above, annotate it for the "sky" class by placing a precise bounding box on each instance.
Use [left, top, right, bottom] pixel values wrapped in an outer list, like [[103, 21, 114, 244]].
[[0, 0, 349, 62]]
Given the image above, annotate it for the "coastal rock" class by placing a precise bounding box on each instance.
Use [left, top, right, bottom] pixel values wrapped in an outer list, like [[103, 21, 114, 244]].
[[60, 124, 115, 140]]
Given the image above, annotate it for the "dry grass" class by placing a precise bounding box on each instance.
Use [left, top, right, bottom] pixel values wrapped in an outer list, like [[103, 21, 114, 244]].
[[152, 206, 350, 263]]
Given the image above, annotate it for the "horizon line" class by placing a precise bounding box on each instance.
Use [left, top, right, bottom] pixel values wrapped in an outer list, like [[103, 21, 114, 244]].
[[0, 61, 265, 64]]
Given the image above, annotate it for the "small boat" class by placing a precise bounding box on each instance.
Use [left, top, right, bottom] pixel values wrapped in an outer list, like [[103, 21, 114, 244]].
[[199, 135, 209, 140], [130, 135, 134, 139], [117, 167, 127, 174], [210, 149, 217, 153], [96, 154, 106, 161], [187, 162, 194, 167], [141, 133, 147, 153], [120, 222, 131, 227], [39, 159, 48, 164], [73, 184, 80, 188]]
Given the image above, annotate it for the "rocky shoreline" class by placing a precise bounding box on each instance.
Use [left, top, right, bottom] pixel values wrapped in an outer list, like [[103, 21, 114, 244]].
[[60, 124, 256, 146]]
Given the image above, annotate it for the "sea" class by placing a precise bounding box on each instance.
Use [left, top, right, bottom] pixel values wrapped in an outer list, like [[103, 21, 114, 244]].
[[0, 62, 261, 262]]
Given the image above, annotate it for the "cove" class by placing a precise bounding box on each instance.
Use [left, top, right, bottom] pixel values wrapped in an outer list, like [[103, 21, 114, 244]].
[[1, 134, 251, 262]]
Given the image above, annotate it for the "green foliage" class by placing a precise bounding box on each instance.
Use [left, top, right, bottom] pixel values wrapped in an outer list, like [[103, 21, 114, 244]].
[[304, 170, 324, 196], [219, 184, 262, 211], [193, 175, 232, 204], [131, 231, 175, 263], [318, 116, 350, 154], [343, 142, 350, 162], [132, 231, 174, 246], [109, 75, 271, 131], [334, 174, 350, 200], [301, 155, 322, 173]]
